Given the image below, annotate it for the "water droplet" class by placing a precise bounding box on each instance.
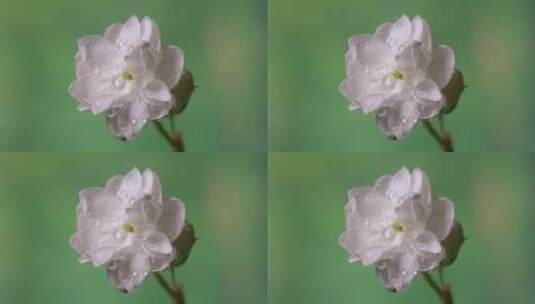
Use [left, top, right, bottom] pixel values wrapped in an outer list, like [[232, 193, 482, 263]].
[[132, 271, 137, 276], [363, 220, 370, 226], [143, 272, 148, 276], [142, 119, 147, 124], [412, 271, 418, 276], [401, 270, 407, 276], [401, 118, 408, 124], [131, 119, 137, 124]]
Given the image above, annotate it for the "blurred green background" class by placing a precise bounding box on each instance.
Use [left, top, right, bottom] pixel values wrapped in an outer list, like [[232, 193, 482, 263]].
[[0, 0, 266, 151], [0, 153, 266, 303], [269, 153, 535, 303], [268, 0, 535, 151]]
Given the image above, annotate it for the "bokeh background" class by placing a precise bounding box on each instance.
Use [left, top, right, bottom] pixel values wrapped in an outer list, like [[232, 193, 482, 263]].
[[0, 153, 266, 303], [268, 0, 535, 151], [0, 0, 266, 151], [269, 153, 535, 303]]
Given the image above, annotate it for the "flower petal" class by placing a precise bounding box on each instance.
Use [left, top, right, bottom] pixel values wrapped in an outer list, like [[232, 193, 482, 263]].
[[410, 167, 431, 203], [345, 35, 394, 76], [106, 99, 150, 140], [116, 15, 142, 53], [340, 74, 393, 113], [141, 16, 161, 50], [79, 187, 122, 220], [385, 15, 412, 55], [347, 187, 394, 224], [157, 197, 186, 241], [144, 79, 172, 102], [428, 45, 455, 88], [376, 252, 419, 291], [157, 45, 184, 88], [412, 231, 442, 255], [411, 15, 432, 51], [145, 231, 173, 255], [374, 22, 393, 42], [416, 79, 442, 102], [104, 23, 122, 42], [376, 95, 420, 140], [107, 253, 150, 293], [68, 76, 120, 113], [142, 169, 162, 202], [426, 197, 455, 240]]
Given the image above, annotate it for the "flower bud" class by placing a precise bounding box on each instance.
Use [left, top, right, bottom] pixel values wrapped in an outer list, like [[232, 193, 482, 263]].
[[440, 221, 465, 267], [171, 69, 195, 115], [441, 69, 465, 115], [172, 221, 197, 268]]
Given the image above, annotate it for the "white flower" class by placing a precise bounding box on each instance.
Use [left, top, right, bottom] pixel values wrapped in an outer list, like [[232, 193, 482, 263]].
[[339, 167, 455, 291], [70, 168, 186, 293], [69, 15, 184, 140], [339, 15, 455, 140]]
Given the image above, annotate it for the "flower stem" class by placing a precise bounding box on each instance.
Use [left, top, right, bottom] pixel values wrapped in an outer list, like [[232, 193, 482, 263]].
[[153, 120, 185, 152], [422, 272, 453, 304], [154, 272, 186, 304], [422, 119, 454, 152]]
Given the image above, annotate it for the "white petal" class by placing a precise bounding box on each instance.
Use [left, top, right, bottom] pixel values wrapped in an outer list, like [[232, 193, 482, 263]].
[[104, 23, 122, 42], [141, 16, 161, 50], [157, 197, 186, 241], [412, 231, 442, 255], [105, 175, 124, 195], [107, 253, 150, 293], [157, 46, 184, 88], [379, 167, 411, 205], [68, 76, 119, 113], [374, 22, 393, 42], [70, 228, 118, 266], [428, 45, 455, 88], [376, 96, 420, 140], [345, 35, 394, 76], [348, 187, 395, 224], [77, 35, 100, 49], [118, 168, 143, 198], [79, 187, 121, 220], [340, 75, 392, 113], [416, 79, 442, 102], [144, 79, 172, 102], [410, 167, 431, 203], [142, 169, 162, 202], [426, 197, 455, 240], [106, 99, 150, 140], [116, 15, 142, 53], [339, 227, 386, 265], [411, 16, 432, 51], [75, 39, 123, 76], [145, 231, 173, 255], [376, 253, 419, 291], [147, 95, 175, 119], [385, 15, 413, 55]]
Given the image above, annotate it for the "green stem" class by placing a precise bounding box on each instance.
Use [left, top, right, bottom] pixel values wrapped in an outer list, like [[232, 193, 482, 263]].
[[154, 272, 186, 304], [422, 120, 454, 152], [153, 120, 185, 152], [422, 272, 453, 304]]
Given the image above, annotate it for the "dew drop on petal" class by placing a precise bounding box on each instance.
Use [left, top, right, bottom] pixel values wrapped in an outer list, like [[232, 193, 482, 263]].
[[143, 272, 148, 276], [131, 119, 137, 124], [401, 270, 407, 276], [132, 271, 137, 276]]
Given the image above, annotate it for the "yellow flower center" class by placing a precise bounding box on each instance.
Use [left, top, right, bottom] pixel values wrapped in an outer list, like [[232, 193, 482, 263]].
[[121, 72, 134, 81], [392, 70, 404, 80], [122, 223, 135, 233], [392, 222, 404, 233]]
